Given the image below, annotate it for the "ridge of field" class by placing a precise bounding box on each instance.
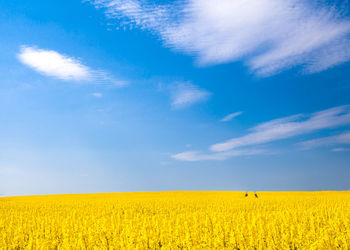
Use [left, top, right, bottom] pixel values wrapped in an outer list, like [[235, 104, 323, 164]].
[[1, 191, 349, 249]]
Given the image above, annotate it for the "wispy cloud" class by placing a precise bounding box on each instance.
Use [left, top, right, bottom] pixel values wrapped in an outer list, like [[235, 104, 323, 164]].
[[173, 105, 350, 161], [299, 131, 350, 149], [211, 105, 350, 152], [221, 111, 243, 122], [89, 0, 350, 76], [92, 92, 103, 98], [17, 46, 127, 86], [172, 149, 264, 162], [170, 82, 210, 108], [332, 147, 349, 152]]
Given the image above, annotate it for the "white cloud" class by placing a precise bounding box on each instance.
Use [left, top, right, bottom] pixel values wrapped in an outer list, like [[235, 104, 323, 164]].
[[173, 105, 350, 161], [170, 82, 210, 108], [211, 105, 350, 152], [89, 0, 350, 76], [171, 149, 264, 162], [332, 147, 349, 152], [221, 111, 243, 122], [18, 46, 90, 81], [17, 46, 126, 86], [299, 131, 350, 149], [92, 92, 103, 98]]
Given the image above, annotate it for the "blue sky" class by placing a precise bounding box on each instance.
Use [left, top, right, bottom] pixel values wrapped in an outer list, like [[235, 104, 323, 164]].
[[1, 0, 350, 195]]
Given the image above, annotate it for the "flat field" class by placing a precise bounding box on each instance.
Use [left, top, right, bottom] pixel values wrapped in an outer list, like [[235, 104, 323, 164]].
[[0, 191, 349, 249]]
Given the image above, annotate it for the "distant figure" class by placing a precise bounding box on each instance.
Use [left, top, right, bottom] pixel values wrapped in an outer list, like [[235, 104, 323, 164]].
[[254, 192, 258, 198], [245, 192, 248, 197]]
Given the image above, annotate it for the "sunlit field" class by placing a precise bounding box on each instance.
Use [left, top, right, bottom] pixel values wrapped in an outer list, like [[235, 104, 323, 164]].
[[1, 191, 349, 249]]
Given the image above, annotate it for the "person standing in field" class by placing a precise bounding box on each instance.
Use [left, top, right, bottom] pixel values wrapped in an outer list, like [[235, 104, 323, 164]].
[[244, 192, 258, 198]]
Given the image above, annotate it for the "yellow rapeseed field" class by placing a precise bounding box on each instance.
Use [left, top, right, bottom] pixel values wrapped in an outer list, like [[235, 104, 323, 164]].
[[0, 191, 349, 249]]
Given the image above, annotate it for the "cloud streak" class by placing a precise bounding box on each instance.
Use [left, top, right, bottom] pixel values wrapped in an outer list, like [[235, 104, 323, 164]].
[[89, 0, 350, 76], [299, 131, 350, 149], [17, 46, 126, 86], [92, 92, 103, 98], [170, 82, 210, 108], [221, 111, 243, 122], [211, 105, 350, 152], [172, 149, 264, 162], [332, 147, 349, 152], [173, 105, 350, 161]]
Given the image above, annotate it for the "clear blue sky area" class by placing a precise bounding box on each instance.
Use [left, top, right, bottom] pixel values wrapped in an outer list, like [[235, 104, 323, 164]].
[[1, 0, 350, 195]]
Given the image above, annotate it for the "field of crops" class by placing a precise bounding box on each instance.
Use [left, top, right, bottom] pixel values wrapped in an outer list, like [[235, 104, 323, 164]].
[[0, 191, 349, 249]]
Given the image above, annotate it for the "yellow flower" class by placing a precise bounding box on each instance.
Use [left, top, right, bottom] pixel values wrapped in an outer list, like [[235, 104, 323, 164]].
[[0, 191, 349, 249]]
